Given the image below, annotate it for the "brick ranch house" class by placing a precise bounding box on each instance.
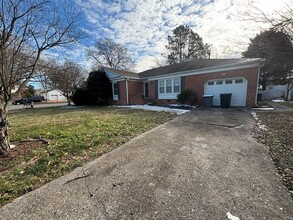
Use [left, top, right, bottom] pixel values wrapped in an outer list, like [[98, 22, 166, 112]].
[[103, 58, 265, 107]]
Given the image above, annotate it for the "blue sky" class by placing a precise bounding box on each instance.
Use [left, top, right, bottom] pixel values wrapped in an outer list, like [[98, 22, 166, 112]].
[[48, 0, 290, 73]]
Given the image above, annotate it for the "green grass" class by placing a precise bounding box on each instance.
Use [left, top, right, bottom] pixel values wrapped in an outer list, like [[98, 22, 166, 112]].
[[257, 101, 270, 107], [279, 101, 293, 109], [0, 106, 176, 206]]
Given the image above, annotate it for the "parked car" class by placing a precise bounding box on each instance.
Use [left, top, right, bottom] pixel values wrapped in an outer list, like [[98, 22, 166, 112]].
[[13, 97, 42, 105]]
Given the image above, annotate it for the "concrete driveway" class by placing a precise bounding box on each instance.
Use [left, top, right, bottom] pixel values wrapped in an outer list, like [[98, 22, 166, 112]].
[[1, 108, 292, 219]]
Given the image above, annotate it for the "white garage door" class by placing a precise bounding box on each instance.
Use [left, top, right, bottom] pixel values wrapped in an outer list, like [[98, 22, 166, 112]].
[[204, 78, 247, 107]]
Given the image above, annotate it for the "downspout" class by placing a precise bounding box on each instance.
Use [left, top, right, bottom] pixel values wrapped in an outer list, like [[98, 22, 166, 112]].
[[255, 66, 261, 106], [125, 78, 129, 105], [256, 59, 265, 106]]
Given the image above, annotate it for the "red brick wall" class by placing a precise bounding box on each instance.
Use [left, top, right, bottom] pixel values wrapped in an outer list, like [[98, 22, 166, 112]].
[[110, 80, 144, 105], [148, 67, 259, 107], [111, 81, 126, 105], [128, 81, 144, 105], [148, 81, 156, 102]]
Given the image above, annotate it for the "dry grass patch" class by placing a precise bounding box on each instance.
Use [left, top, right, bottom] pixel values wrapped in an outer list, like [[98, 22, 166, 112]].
[[254, 112, 293, 198]]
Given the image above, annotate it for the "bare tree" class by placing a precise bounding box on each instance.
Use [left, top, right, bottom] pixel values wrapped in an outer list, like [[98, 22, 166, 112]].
[[49, 61, 84, 106], [245, 2, 293, 40], [243, 2, 293, 97], [266, 4, 293, 40], [33, 59, 55, 102], [0, 0, 83, 155], [87, 38, 133, 70]]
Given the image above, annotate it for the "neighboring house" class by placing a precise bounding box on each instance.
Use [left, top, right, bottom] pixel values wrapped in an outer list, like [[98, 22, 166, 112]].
[[103, 58, 265, 107], [41, 89, 67, 101]]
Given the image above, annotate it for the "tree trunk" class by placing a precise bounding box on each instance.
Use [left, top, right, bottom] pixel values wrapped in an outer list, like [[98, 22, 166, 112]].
[[67, 96, 71, 106], [0, 108, 10, 156], [261, 79, 267, 90], [285, 83, 293, 101], [45, 89, 48, 103]]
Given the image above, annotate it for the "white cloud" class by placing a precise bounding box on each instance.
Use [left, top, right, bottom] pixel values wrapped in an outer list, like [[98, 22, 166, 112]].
[[195, 0, 291, 58], [72, 0, 291, 72]]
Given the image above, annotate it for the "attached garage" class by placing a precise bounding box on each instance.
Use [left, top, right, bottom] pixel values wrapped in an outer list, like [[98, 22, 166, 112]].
[[204, 78, 248, 107]]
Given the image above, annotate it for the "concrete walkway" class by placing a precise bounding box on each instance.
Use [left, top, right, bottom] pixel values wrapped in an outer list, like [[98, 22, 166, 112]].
[[266, 101, 293, 112], [1, 109, 292, 219]]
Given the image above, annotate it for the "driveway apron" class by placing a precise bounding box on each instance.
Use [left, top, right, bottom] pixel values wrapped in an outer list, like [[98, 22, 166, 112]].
[[1, 108, 292, 219]]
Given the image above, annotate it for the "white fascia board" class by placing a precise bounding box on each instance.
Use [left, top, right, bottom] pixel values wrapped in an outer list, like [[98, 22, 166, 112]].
[[110, 77, 141, 82], [143, 62, 262, 81], [109, 76, 125, 81]]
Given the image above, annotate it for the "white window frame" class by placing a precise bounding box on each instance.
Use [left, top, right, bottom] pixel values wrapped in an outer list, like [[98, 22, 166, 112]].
[[112, 82, 118, 100], [158, 77, 181, 99]]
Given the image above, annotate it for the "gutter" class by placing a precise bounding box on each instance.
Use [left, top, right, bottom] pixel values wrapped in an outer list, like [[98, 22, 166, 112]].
[[255, 58, 266, 105]]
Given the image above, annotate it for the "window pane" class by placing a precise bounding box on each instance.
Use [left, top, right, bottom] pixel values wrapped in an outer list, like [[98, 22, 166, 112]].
[[174, 86, 180, 93], [235, 79, 243, 84], [159, 80, 164, 93], [173, 78, 180, 93], [144, 83, 149, 98], [113, 83, 118, 95], [174, 78, 180, 86], [208, 81, 214, 85], [166, 79, 172, 93], [216, 81, 223, 85], [225, 80, 232, 84]]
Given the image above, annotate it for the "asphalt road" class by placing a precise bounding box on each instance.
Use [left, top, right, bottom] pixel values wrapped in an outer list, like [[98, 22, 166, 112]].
[[9, 102, 68, 110], [1, 108, 292, 219]]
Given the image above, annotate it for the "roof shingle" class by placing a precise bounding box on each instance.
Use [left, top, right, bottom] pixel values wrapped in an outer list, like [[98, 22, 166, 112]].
[[104, 58, 264, 80], [138, 58, 263, 78], [104, 67, 139, 79]]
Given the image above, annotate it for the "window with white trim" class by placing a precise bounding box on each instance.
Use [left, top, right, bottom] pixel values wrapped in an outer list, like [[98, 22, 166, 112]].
[[174, 78, 180, 93], [159, 80, 165, 93], [166, 79, 172, 93], [112, 82, 118, 100], [158, 77, 181, 99]]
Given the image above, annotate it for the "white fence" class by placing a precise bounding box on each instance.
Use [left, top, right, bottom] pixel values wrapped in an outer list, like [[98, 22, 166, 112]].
[[259, 84, 293, 101]]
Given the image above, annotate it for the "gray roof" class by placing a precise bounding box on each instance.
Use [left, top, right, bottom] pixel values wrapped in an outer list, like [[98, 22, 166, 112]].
[[104, 67, 139, 79], [138, 58, 263, 78]]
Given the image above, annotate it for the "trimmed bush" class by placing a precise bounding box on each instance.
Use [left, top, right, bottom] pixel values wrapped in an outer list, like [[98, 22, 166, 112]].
[[71, 88, 88, 106], [71, 70, 112, 106], [177, 89, 197, 105]]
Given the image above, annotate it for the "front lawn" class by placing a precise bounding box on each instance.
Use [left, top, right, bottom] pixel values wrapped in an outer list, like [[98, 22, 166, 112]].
[[0, 106, 176, 206], [279, 101, 293, 109], [254, 112, 293, 198]]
